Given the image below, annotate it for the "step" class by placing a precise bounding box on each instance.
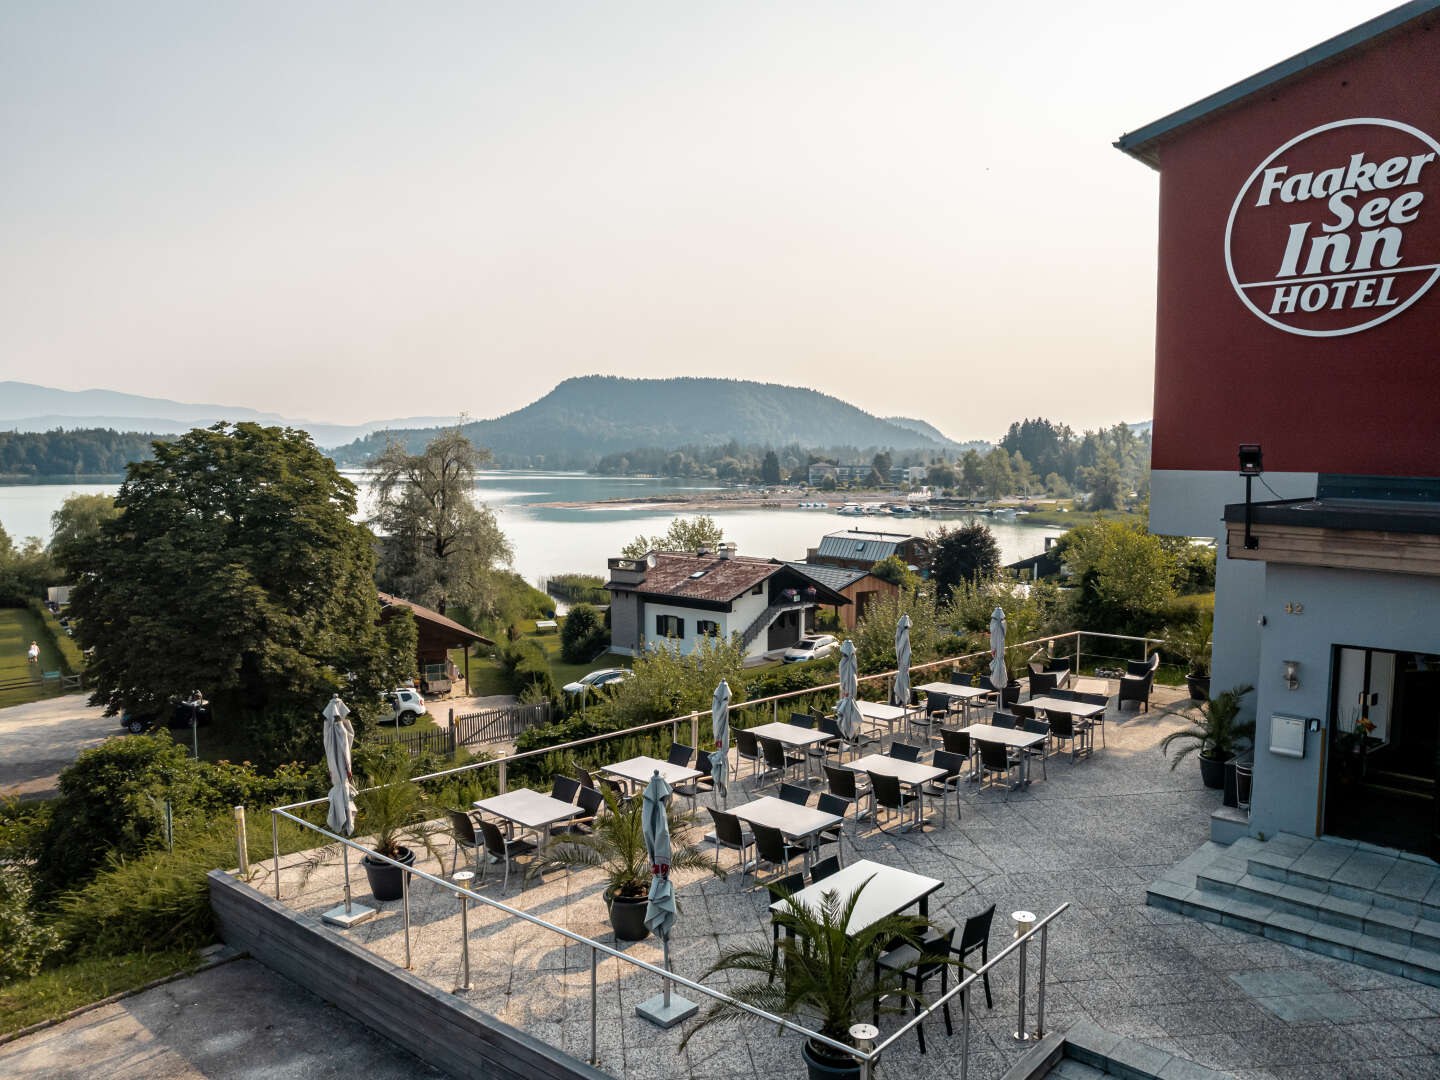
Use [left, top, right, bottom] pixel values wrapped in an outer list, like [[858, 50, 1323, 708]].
[[1243, 851, 1440, 921], [1193, 866, 1440, 951], [1148, 877, 1440, 989]]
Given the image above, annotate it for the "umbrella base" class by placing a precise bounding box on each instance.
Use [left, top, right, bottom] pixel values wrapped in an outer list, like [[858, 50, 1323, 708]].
[[636, 993, 698, 1028], [321, 902, 376, 928]]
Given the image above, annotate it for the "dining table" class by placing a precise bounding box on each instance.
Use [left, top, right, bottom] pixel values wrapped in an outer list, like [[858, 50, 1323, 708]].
[[729, 795, 843, 866], [843, 753, 946, 831], [962, 724, 1049, 788], [473, 788, 583, 843], [601, 755, 702, 790], [746, 722, 835, 781], [770, 858, 943, 927]]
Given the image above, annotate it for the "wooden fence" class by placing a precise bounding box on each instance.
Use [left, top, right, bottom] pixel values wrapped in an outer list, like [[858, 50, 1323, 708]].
[[376, 702, 552, 756]]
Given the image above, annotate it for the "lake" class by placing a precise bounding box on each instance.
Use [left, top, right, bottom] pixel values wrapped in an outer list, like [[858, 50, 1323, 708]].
[[0, 470, 1062, 584]]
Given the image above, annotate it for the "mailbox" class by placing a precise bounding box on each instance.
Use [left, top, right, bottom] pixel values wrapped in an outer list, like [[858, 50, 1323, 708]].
[[1269, 714, 1308, 758]]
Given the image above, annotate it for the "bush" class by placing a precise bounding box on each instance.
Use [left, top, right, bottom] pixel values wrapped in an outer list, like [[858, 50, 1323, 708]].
[[501, 639, 558, 700], [560, 603, 607, 664], [0, 866, 64, 982]]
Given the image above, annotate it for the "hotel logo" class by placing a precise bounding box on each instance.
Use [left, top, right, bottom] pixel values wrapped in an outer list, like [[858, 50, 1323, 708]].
[[1225, 118, 1440, 337]]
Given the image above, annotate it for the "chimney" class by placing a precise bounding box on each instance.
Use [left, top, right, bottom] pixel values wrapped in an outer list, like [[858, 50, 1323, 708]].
[[718, 542, 737, 560]]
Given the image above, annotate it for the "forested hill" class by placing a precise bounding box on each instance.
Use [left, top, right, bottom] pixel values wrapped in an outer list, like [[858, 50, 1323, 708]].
[[330, 376, 950, 467], [0, 428, 165, 477]]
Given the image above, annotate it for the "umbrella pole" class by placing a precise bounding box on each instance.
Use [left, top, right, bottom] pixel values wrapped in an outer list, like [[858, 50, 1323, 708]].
[[637, 934, 696, 1028], [663, 938, 672, 1009], [322, 836, 375, 927]]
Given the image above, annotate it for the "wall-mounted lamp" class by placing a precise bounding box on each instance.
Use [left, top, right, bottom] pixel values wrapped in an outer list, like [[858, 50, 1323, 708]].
[[1239, 444, 1263, 550], [1282, 659, 1300, 690]]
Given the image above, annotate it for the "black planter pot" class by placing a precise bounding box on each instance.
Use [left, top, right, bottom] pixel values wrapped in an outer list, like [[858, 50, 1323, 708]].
[[1186, 673, 1211, 701], [362, 846, 416, 902], [1001, 681, 1022, 708], [1199, 752, 1232, 790], [802, 1039, 862, 1080], [606, 889, 651, 942]]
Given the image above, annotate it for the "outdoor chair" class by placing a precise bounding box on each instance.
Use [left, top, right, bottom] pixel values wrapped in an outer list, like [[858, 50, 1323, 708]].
[[1049, 688, 1078, 701], [574, 765, 597, 790], [908, 697, 944, 746], [477, 819, 535, 892], [975, 740, 1017, 794], [1020, 717, 1050, 779], [779, 782, 811, 806], [889, 741, 923, 763], [768, 871, 806, 983], [667, 743, 695, 767], [788, 713, 815, 728], [805, 716, 842, 771], [556, 786, 605, 836], [551, 776, 581, 803], [958, 905, 997, 1008], [876, 926, 957, 1054], [809, 854, 842, 885], [674, 752, 715, 811], [924, 691, 953, 724], [940, 727, 971, 760], [815, 793, 850, 854], [824, 764, 873, 821], [1011, 702, 1037, 722], [922, 750, 966, 825], [1029, 668, 1071, 698], [735, 728, 763, 778], [1044, 710, 1087, 761], [1074, 691, 1110, 746], [759, 735, 805, 787], [990, 712, 1017, 729], [867, 771, 915, 833], [704, 807, 753, 884], [600, 777, 634, 810], [751, 823, 806, 884], [446, 809, 483, 875], [1120, 655, 1159, 712]]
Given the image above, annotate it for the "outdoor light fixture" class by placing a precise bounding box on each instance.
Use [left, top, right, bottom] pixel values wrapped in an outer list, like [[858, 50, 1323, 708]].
[[1283, 660, 1300, 690], [1239, 444, 1263, 550]]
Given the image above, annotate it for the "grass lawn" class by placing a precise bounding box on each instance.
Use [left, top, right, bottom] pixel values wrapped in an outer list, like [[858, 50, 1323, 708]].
[[0, 607, 67, 709], [0, 948, 202, 1036], [455, 618, 636, 700]]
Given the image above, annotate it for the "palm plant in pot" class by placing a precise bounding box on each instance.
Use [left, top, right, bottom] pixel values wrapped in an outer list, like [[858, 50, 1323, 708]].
[[1166, 615, 1214, 701], [526, 787, 717, 941], [1161, 684, 1254, 789], [354, 753, 442, 902], [681, 878, 955, 1080]]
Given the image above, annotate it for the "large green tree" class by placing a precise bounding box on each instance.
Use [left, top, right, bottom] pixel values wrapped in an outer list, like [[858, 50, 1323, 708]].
[[49, 493, 122, 576], [0, 521, 54, 605], [620, 515, 725, 558], [370, 427, 512, 617], [1056, 518, 1177, 633], [929, 522, 1001, 600], [70, 423, 416, 763]]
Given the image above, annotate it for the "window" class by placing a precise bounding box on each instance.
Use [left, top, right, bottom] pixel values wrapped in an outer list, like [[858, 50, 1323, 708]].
[[697, 619, 720, 637], [656, 614, 685, 638], [751, 583, 764, 595]]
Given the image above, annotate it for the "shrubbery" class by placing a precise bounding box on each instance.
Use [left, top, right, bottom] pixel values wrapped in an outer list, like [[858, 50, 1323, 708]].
[[500, 639, 558, 700], [559, 603, 607, 663]]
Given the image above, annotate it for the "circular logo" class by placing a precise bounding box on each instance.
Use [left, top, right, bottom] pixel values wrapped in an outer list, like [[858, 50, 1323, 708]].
[[1225, 118, 1440, 337]]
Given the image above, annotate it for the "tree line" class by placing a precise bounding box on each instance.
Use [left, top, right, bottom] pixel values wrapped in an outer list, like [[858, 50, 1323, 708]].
[[0, 429, 164, 477]]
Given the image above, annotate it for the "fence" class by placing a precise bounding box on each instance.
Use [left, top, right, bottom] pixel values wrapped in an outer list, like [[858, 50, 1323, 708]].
[[375, 702, 552, 757]]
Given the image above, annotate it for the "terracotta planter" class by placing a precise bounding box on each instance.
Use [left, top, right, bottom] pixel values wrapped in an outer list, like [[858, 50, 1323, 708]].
[[606, 888, 651, 941], [1199, 752, 1232, 790], [802, 1038, 862, 1080], [362, 846, 416, 902]]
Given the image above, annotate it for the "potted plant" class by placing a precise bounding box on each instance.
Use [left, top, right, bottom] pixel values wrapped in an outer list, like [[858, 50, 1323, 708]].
[[1167, 615, 1213, 701], [354, 753, 442, 902], [681, 878, 954, 1080], [527, 787, 717, 941], [1160, 684, 1255, 788]]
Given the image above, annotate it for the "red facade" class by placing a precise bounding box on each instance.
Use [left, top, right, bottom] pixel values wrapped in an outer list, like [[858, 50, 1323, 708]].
[[1141, 16, 1439, 475]]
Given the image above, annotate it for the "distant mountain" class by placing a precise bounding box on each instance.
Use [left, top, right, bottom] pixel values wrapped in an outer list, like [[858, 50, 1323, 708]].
[[0, 382, 458, 448], [1127, 420, 1153, 435], [882, 416, 989, 454]]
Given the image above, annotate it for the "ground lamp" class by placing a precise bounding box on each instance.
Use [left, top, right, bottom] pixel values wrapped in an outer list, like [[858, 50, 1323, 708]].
[[1239, 444, 1263, 550]]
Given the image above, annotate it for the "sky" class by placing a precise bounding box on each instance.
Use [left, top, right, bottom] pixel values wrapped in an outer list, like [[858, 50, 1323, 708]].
[[0, 1, 1402, 442]]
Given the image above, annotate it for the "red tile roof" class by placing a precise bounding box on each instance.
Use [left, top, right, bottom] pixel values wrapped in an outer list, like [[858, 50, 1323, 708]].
[[606, 552, 781, 603]]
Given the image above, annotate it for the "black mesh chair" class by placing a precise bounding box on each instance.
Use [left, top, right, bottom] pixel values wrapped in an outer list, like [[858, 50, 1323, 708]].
[[959, 904, 997, 1008], [477, 818, 535, 892], [940, 727, 971, 758], [867, 771, 914, 832], [889, 741, 923, 763], [1074, 691, 1110, 746], [759, 736, 805, 787], [704, 807, 753, 884], [735, 728, 763, 778], [551, 776, 581, 803], [1011, 702, 1037, 723], [876, 926, 957, 1053], [1119, 654, 1160, 712], [824, 764, 873, 821], [446, 809, 483, 875], [674, 752, 715, 811], [815, 793, 849, 854], [1044, 710, 1085, 760], [788, 713, 815, 728], [990, 712, 1018, 730], [668, 743, 695, 767], [923, 750, 966, 825], [809, 853, 841, 884], [751, 822, 805, 883], [975, 740, 1017, 794], [1020, 717, 1050, 780], [779, 783, 810, 806], [768, 871, 806, 982], [556, 786, 604, 836], [574, 766, 597, 790], [600, 777, 633, 810]]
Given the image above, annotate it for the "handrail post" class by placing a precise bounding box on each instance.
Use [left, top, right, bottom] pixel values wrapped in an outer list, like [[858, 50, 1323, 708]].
[[499, 760, 508, 794], [1014, 935, 1030, 1042], [691, 711, 700, 753], [1074, 631, 1081, 674], [960, 984, 970, 1080], [402, 867, 412, 969], [1036, 923, 1049, 1038], [234, 806, 249, 877], [271, 811, 281, 900], [590, 945, 599, 1065]]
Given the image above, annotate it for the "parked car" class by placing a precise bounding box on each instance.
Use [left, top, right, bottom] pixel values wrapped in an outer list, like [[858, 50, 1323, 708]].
[[384, 687, 427, 726], [121, 693, 212, 735], [562, 667, 633, 696], [782, 635, 839, 663]]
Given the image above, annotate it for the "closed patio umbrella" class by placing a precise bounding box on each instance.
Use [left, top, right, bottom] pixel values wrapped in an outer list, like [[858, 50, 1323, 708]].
[[321, 695, 374, 927], [637, 770, 696, 1026], [709, 679, 731, 806], [989, 607, 1009, 703], [836, 639, 863, 751], [892, 614, 912, 707]]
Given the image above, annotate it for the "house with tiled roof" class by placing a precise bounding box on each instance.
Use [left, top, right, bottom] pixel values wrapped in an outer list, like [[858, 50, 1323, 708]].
[[377, 591, 492, 696], [604, 544, 850, 659], [805, 528, 932, 573]]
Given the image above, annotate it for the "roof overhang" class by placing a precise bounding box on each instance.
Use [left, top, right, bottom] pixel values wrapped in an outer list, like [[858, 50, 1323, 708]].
[[1223, 497, 1440, 575]]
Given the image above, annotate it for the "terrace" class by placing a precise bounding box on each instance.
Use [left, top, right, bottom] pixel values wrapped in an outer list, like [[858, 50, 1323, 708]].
[[213, 634, 1440, 1080]]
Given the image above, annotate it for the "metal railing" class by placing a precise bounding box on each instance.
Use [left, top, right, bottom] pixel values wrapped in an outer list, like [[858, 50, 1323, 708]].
[[263, 805, 1068, 1077]]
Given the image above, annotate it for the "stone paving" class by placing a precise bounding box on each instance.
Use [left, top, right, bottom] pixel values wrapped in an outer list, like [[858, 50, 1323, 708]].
[[266, 686, 1440, 1080]]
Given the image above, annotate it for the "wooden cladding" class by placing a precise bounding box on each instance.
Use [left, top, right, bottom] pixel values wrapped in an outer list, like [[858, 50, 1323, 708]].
[[1226, 522, 1440, 577]]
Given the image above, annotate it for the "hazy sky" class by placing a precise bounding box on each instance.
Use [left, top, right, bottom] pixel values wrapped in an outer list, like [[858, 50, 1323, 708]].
[[0, 1, 1397, 441]]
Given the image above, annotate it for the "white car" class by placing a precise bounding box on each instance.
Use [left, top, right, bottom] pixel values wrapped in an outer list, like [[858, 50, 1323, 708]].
[[782, 635, 839, 664], [384, 687, 427, 726], [562, 667, 633, 696]]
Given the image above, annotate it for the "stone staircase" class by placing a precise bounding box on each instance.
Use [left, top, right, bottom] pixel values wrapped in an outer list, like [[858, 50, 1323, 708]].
[[1147, 832, 1440, 986], [737, 601, 808, 651]]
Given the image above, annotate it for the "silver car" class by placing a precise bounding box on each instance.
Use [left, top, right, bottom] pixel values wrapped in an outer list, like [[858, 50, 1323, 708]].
[[782, 635, 839, 663]]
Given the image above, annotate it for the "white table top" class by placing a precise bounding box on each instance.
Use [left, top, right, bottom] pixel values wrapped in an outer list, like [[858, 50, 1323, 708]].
[[770, 858, 943, 932], [473, 789, 582, 830], [963, 724, 1048, 749], [1028, 696, 1106, 718], [730, 795, 842, 838], [601, 756, 701, 786], [855, 700, 910, 722], [917, 681, 991, 700], [748, 722, 834, 748], [844, 753, 945, 785], [534, 619, 558, 630]]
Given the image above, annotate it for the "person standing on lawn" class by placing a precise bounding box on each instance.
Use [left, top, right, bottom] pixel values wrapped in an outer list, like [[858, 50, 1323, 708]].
[[27, 640, 40, 663]]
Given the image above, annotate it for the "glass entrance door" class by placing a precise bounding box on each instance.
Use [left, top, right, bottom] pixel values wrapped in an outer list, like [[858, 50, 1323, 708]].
[[1324, 648, 1440, 857]]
